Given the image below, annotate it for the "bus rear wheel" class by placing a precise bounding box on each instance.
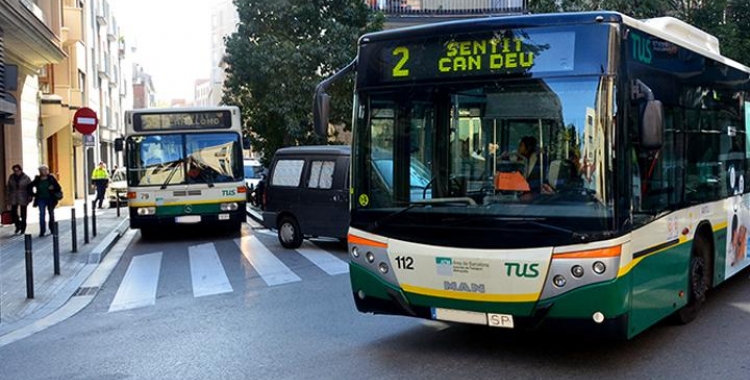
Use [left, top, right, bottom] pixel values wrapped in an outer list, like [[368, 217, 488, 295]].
[[278, 216, 303, 249], [673, 236, 711, 324]]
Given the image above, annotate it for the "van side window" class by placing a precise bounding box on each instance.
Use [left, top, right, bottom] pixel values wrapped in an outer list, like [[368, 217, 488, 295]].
[[308, 160, 336, 189], [271, 159, 304, 187]]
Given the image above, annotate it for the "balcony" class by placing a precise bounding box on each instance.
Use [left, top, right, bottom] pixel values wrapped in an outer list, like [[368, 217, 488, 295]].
[[62, 6, 83, 46], [96, 0, 109, 26], [98, 54, 111, 79], [107, 17, 117, 42], [366, 0, 527, 16]]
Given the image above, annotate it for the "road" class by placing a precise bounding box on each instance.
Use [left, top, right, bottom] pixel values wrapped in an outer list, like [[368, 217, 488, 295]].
[[1, 223, 750, 379]]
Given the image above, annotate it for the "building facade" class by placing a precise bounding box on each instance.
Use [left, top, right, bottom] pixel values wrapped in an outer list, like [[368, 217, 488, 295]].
[[1, 0, 129, 208], [132, 63, 155, 109], [1, 0, 66, 208]]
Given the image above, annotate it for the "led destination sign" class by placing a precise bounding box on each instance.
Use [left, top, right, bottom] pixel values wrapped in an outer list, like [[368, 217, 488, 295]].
[[361, 28, 590, 86], [133, 111, 232, 131]]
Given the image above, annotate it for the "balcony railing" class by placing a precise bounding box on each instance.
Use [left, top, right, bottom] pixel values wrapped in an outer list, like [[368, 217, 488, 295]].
[[366, 0, 527, 15]]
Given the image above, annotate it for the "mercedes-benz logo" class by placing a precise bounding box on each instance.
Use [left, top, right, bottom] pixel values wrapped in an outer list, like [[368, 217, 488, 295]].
[[184, 205, 193, 214]]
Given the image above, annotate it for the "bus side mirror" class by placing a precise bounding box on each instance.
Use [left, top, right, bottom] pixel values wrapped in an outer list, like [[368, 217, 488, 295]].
[[313, 92, 330, 138], [242, 136, 251, 150], [640, 100, 663, 150], [114, 138, 124, 152]]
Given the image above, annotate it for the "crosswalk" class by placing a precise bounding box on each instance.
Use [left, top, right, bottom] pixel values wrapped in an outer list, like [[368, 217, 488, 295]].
[[106, 236, 349, 313]]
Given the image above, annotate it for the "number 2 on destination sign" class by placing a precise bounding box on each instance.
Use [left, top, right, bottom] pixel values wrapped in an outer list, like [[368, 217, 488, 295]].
[[392, 47, 410, 77]]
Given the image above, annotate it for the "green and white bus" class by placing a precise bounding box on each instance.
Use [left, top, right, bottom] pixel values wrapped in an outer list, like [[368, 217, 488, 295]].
[[117, 106, 247, 237], [315, 11, 750, 339]]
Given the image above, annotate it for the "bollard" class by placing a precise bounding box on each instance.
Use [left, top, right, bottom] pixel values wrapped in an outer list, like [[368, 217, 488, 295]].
[[71, 208, 78, 253], [83, 201, 89, 244], [116, 190, 121, 217], [25, 234, 34, 299], [92, 200, 97, 238], [53, 222, 60, 275]]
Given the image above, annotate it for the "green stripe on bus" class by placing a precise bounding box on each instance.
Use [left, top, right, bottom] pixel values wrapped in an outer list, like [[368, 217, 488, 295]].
[[156, 203, 223, 216]]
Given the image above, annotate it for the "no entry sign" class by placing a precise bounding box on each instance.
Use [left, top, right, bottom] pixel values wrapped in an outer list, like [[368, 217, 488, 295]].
[[73, 107, 98, 135]]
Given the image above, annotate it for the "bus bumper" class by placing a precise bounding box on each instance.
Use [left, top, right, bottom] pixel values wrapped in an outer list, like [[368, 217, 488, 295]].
[[129, 206, 246, 229], [350, 262, 630, 339]]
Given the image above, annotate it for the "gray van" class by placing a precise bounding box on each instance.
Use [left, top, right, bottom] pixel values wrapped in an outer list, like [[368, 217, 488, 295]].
[[261, 145, 350, 248]]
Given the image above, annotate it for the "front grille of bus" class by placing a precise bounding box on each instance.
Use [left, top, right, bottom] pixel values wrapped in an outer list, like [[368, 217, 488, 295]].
[[173, 190, 203, 196]]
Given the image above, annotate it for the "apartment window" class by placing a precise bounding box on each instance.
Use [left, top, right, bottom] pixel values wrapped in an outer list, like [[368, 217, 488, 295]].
[[78, 70, 86, 101], [39, 64, 54, 94]]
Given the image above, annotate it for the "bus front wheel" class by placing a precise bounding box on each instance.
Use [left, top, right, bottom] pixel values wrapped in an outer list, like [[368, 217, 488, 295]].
[[673, 235, 711, 324], [278, 216, 303, 249]]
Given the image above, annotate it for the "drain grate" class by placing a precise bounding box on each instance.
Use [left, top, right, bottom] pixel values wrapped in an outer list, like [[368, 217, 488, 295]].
[[73, 286, 100, 296]]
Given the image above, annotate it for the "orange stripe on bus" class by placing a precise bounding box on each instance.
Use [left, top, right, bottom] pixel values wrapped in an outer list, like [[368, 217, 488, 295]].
[[554, 245, 622, 259], [348, 234, 387, 248]]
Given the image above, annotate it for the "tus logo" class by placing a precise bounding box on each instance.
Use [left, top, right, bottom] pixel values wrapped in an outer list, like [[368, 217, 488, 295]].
[[436, 257, 452, 276]]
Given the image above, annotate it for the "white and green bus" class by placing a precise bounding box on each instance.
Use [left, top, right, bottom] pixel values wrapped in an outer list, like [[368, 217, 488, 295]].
[[315, 11, 750, 339], [116, 106, 247, 237]]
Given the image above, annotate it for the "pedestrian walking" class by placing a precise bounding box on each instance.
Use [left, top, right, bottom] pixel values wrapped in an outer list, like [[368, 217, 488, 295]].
[[91, 161, 109, 209], [5, 164, 32, 234], [28, 165, 63, 237]]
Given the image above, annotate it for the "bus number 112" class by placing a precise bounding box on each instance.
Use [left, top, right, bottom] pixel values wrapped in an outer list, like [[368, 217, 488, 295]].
[[395, 256, 414, 270]]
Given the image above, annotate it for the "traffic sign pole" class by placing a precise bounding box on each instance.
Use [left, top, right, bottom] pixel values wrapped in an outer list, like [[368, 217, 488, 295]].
[[73, 107, 98, 230]]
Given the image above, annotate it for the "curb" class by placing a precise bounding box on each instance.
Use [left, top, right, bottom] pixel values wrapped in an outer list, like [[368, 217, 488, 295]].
[[87, 218, 130, 264]]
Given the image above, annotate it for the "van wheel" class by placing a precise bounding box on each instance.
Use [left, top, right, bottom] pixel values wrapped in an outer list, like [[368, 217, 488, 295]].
[[672, 235, 711, 324], [278, 217, 303, 249]]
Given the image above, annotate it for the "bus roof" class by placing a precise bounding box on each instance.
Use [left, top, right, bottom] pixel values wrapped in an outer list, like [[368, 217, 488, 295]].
[[359, 11, 750, 74], [126, 105, 240, 114]]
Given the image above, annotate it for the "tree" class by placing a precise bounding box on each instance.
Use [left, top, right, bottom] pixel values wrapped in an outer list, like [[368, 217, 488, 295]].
[[223, 0, 383, 165]]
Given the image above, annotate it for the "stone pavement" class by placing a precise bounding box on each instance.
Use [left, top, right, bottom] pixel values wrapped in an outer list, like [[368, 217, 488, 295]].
[[0, 198, 130, 339]]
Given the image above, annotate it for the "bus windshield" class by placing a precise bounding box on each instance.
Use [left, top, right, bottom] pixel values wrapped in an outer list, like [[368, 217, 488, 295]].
[[352, 76, 616, 247], [126, 132, 243, 186]]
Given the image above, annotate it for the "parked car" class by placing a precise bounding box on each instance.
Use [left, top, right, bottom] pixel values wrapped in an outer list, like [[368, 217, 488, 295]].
[[106, 166, 127, 207], [261, 145, 350, 248], [243, 158, 264, 190]]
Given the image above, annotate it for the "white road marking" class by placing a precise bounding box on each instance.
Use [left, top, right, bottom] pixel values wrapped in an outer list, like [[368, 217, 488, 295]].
[[235, 236, 301, 286], [189, 243, 233, 297], [108, 252, 162, 312], [296, 241, 349, 275]]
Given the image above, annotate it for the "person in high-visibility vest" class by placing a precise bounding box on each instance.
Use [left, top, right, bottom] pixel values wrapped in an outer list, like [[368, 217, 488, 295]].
[[91, 162, 110, 209]]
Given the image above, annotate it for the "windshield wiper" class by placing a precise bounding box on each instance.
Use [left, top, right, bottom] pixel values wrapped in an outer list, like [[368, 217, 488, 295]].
[[160, 160, 184, 190], [518, 220, 588, 241], [197, 167, 215, 188], [366, 204, 424, 232]]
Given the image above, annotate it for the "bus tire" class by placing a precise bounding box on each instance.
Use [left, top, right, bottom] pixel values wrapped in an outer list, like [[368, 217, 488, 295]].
[[673, 234, 711, 325], [278, 216, 303, 249]]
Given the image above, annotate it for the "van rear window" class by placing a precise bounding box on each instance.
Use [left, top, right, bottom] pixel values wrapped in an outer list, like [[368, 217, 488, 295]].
[[271, 159, 304, 187]]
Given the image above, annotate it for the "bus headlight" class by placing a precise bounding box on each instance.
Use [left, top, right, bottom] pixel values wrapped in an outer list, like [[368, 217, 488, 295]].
[[593, 261, 606, 274], [220, 202, 238, 211], [571, 265, 584, 278], [351, 246, 360, 258], [553, 275, 567, 288], [137, 207, 156, 216]]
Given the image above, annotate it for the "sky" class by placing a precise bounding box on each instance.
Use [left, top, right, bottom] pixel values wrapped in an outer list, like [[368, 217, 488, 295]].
[[112, 0, 219, 102]]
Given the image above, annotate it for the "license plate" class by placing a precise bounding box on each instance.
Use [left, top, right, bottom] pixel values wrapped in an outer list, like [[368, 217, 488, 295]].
[[175, 215, 201, 224], [431, 308, 514, 328], [218, 213, 230, 220]]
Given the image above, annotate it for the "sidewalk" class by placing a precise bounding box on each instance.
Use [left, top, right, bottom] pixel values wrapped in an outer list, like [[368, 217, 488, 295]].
[[0, 198, 130, 338]]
